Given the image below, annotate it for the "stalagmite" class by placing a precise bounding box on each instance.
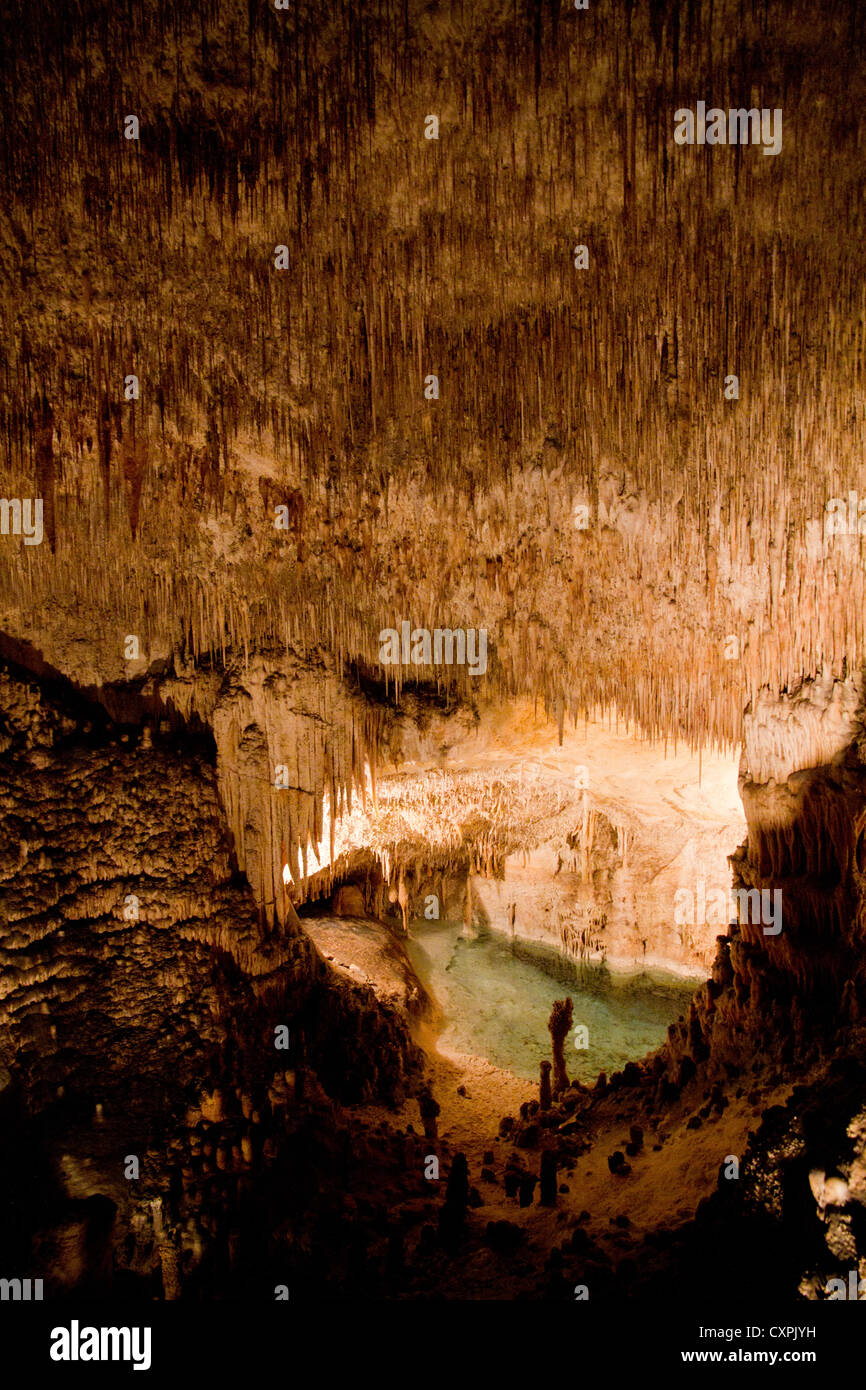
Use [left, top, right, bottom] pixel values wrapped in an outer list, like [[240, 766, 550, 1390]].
[[539, 1060, 552, 1111], [548, 998, 573, 1097]]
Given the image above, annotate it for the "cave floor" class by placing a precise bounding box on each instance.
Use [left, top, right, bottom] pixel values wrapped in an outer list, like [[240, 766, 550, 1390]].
[[362, 1025, 796, 1297]]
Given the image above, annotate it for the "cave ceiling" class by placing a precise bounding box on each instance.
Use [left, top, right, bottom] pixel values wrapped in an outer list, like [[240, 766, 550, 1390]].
[[0, 0, 862, 760]]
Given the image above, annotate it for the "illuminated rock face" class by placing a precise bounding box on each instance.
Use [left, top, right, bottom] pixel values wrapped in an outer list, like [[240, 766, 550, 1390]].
[[324, 712, 745, 975], [468, 809, 742, 976], [650, 680, 866, 1100]]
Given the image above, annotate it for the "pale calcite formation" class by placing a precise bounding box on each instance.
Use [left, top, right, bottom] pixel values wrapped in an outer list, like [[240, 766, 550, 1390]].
[[743, 673, 863, 786]]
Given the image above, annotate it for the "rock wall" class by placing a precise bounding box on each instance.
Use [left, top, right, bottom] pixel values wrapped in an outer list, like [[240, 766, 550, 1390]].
[[380, 798, 738, 976], [467, 803, 737, 976], [650, 678, 866, 1100], [0, 658, 424, 1295]]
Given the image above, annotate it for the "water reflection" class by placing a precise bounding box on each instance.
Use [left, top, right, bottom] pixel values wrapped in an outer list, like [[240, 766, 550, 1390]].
[[405, 921, 699, 1083]]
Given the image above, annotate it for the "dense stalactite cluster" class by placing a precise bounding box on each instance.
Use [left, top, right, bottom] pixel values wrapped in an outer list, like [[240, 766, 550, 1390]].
[[344, 766, 593, 880], [0, 0, 865, 751]]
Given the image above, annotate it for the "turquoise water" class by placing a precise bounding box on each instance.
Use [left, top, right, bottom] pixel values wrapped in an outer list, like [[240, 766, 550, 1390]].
[[405, 921, 699, 1084]]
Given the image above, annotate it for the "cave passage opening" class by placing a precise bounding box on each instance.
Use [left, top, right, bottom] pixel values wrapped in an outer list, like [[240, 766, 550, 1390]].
[[291, 708, 746, 1087]]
